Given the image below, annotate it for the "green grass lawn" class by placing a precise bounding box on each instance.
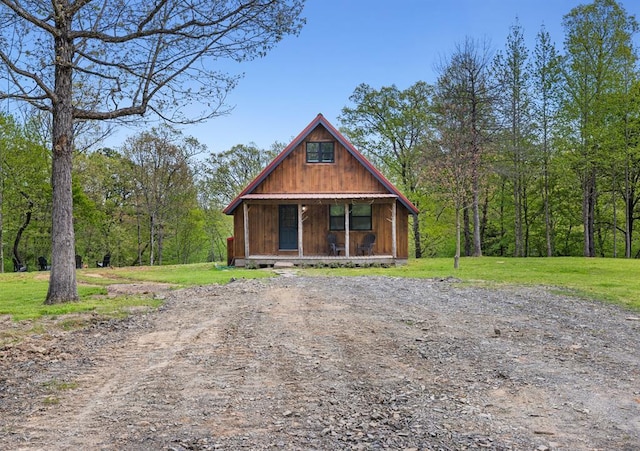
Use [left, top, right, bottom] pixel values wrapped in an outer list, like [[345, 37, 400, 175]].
[[0, 263, 271, 321], [0, 272, 110, 321], [75, 262, 272, 286], [305, 257, 640, 310], [0, 258, 638, 323]]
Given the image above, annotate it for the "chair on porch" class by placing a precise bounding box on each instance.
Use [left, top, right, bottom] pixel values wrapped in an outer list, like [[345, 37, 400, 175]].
[[327, 233, 345, 256], [357, 233, 376, 256]]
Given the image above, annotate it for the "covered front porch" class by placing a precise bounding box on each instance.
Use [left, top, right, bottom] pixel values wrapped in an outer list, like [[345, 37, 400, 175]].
[[230, 193, 409, 267]]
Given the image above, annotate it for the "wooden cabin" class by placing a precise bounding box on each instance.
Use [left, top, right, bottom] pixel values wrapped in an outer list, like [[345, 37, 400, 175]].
[[223, 114, 419, 267]]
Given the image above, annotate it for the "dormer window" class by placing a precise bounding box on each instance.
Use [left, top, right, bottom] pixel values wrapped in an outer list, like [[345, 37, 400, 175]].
[[306, 142, 334, 163]]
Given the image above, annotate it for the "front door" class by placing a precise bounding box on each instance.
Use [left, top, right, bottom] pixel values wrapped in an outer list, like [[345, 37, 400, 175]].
[[279, 205, 298, 250]]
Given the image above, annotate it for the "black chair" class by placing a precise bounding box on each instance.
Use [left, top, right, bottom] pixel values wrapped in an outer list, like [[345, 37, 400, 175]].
[[356, 233, 376, 256], [75, 255, 83, 269], [97, 253, 111, 268], [327, 233, 345, 256], [38, 256, 48, 271]]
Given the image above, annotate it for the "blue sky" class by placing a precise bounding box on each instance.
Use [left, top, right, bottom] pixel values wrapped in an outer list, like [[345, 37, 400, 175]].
[[110, 0, 640, 154]]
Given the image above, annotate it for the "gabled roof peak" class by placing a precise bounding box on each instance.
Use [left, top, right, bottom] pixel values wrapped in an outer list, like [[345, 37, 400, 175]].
[[223, 115, 418, 215]]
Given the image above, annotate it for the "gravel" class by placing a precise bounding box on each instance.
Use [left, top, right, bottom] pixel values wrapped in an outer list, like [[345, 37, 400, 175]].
[[1, 275, 639, 450]]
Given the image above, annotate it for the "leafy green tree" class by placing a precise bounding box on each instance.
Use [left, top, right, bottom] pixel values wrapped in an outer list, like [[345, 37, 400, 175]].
[[551, 150, 586, 255], [601, 75, 640, 258], [123, 127, 204, 266], [167, 208, 209, 264], [562, 0, 639, 257], [339, 82, 435, 258], [621, 80, 640, 257], [435, 38, 497, 257], [428, 96, 474, 268], [202, 143, 276, 208], [0, 0, 305, 303], [73, 148, 136, 267], [0, 114, 51, 272], [532, 26, 563, 256], [493, 19, 535, 256], [199, 142, 277, 262]]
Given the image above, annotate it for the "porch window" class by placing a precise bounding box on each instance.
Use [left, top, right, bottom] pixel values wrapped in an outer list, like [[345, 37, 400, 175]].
[[329, 204, 372, 231], [306, 142, 334, 163], [350, 204, 372, 230], [329, 205, 345, 230]]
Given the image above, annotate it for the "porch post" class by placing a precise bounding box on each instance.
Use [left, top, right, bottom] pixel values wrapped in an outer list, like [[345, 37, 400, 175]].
[[344, 203, 350, 257], [243, 202, 250, 259], [298, 203, 304, 257], [391, 201, 397, 258]]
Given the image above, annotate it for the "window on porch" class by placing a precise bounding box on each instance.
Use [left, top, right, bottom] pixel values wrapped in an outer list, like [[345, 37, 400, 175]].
[[329, 205, 345, 230], [329, 204, 372, 231], [351, 204, 372, 230]]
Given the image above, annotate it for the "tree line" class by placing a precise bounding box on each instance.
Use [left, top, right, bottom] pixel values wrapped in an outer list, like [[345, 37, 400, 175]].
[[0, 121, 280, 272], [0, 0, 638, 289], [340, 0, 640, 262], [0, 0, 305, 302]]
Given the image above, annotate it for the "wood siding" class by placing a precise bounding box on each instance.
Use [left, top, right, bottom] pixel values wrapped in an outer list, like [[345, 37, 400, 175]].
[[254, 126, 388, 195], [230, 121, 414, 263], [232, 208, 245, 257], [233, 200, 409, 259]]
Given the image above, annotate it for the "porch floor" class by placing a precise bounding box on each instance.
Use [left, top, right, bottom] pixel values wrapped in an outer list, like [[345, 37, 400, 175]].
[[235, 255, 407, 268]]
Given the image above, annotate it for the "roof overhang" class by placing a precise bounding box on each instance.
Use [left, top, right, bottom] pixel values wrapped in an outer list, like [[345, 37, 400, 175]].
[[238, 193, 399, 201]]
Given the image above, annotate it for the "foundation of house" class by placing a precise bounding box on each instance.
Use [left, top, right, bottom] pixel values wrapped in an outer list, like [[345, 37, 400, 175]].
[[234, 255, 407, 268]]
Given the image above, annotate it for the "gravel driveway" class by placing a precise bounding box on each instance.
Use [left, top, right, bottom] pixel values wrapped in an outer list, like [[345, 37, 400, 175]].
[[1, 275, 639, 450]]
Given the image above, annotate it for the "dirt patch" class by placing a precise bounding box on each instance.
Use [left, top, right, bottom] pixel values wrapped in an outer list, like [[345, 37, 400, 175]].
[[0, 276, 638, 450], [106, 282, 175, 296]]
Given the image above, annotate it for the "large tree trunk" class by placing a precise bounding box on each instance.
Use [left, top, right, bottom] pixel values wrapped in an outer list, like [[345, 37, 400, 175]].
[[46, 12, 79, 304], [46, 130, 78, 302]]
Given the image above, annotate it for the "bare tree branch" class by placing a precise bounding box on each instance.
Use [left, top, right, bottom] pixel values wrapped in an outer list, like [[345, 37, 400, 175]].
[[0, 0, 305, 303]]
